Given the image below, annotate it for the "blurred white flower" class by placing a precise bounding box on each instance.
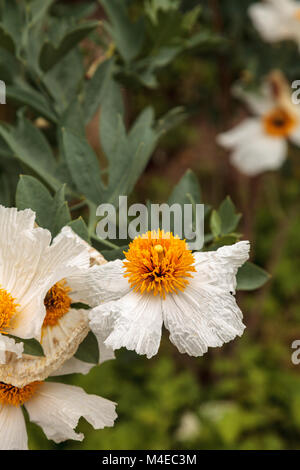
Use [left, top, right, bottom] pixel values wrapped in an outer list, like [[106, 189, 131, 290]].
[[199, 401, 236, 423], [175, 411, 201, 442], [249, 0, 300, 48], [0, 379, 117, 450], [217, 71, 300, 176], [89, 230, 249, 359]]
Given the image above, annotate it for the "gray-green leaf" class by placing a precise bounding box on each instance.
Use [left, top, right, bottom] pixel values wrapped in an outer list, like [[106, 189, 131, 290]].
[[236, 261, 270, 291], [75, 331, 99, 364]]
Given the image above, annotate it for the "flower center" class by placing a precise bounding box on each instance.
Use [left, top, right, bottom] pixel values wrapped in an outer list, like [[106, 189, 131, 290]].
[[0, 381, 42, 406], [43, 280, 72, 327], [263, 107, 297, 137], [123, 230, 196, 298], [294, 9, 300, 21], [0, 288, 18, 333]]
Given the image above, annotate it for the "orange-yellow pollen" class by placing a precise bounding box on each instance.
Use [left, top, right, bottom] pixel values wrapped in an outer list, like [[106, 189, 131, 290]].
[[0, 381, 42, 406], [263, 107, 297, 137], [0, 287, 18, 333], [154, 244, 164, 261], [43, 280, 72, 327], [123, 230, 196, 298]]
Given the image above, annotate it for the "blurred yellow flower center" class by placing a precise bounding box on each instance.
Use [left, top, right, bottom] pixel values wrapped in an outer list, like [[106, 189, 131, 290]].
[[123, 230, 196, 298], [294, 9, 300, 21], [0, 381, 42, 406], [0, 288, 18, 333], [263, 107, 297, 137], [43, 280, 72, 327]]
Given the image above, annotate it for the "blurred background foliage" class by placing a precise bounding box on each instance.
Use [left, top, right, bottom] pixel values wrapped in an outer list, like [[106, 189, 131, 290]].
[[0, 0, 300, 450]]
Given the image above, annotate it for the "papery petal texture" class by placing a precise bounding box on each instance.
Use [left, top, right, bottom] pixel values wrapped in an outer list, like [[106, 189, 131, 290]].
[[0, 208, 91, 346], [87, 259, 131, 304], [90, 292, 163, 359], [89, 242, 249, 358], [51, 356, 94, 376], [25, 382, 117, 443], [0, 403, 28, 450], [0, 212, 108, 378], [162, 242, 249, 356]]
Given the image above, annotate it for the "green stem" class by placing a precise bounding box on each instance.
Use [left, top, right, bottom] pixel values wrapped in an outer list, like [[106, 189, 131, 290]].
[[70, 200, 88, 211], [91, 233, 119, 250]]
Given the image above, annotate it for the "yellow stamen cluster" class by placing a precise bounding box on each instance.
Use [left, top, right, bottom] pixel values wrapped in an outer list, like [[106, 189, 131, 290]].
[[43, 280, 72, 327], [0, 381, 42, 406], [123, 230, 196, 298], [263, 107, 297, 137], [0, 287, 18, 333]]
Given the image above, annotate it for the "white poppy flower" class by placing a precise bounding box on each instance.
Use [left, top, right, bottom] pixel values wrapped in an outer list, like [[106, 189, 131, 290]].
[[41, 227, 115, 378], [217, 72, 300, 176], [0, 207, 114, 385], [249, 0, 300, 48], [0, 379, 117, 449], [89, 230, 250, 359], [0, 206, 89, 360]]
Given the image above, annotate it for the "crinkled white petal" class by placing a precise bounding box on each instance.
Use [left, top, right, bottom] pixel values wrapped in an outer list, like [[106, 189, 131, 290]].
[[51, 357, 94, 376], [0, 207, 51, 306], [10, 228, 90, 340], [25, 382, 117, 444], [0, 308, 89, 387], [162, 242, 249, 357], [193, 241, 250, 294], [230, 133, 287, 176], [52, 228, 121, 307], [0, 404, 28, 450], [89, 305, 117, 360], [163, 287, 245, 357], [89, 305, 116, 347], [66, 264, 121, 308], [97, 335, 116, 364], [90, 291, 163, 359], [0, 205, 35, 234], [53, 226, 90, 270], [58, 226, 107, 267], [0, 333, 23, 364], [51, 337, 115, 376], [0, 226, 51, 340], [41, 308, 88, 357], [217, 118, 263, 149], [85, 259, 131, 304], [53, 226, 110, 309], [43, 306, 114, 372]]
